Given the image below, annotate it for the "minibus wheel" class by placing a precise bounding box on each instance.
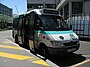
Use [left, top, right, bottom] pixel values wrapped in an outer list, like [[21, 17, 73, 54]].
[[39, 44, 49, 57]]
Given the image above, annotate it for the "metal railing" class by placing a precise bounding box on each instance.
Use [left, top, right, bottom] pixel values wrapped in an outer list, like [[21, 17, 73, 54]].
[[66, 13, 90, 39]]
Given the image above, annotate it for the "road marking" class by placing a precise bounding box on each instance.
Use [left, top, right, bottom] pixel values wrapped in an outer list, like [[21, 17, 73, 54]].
[[72, 59, 90, 67], [28, 58, 40, 61], [0, 45, 24, 50], [28, 57, 50, 66], [0, 52, 33, 60], [3, 41, 13, 44], [83, 55, 90, 57], [3, 39, 50, 66], [32, 59, 50, 67]]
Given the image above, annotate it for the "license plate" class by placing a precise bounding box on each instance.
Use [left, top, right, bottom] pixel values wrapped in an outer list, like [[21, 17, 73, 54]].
[[67, 48, 76, 52]]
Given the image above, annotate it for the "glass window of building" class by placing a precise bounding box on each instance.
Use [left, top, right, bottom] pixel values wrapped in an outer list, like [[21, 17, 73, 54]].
[[72, 2, 83, 15]]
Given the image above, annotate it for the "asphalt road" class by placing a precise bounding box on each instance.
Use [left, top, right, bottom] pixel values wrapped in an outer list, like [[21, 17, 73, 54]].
[[0, 30, 50, 67], [0, 30, 90, 67]]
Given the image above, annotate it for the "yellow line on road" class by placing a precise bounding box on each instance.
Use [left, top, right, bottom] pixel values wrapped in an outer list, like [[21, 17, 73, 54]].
[[0, 51, 50, 66], [72, 59, 90, 67], [0, 52, 33, 60], [3, 41, 13, 44], [28, 57, 50, 66], [28, 58, 40, 61], [32, 59, 50, 67], [0, 45, 24, 50]]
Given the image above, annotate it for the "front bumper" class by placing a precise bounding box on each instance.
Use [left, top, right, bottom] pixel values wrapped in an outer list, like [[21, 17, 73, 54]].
[[47, 44, 80, 55]]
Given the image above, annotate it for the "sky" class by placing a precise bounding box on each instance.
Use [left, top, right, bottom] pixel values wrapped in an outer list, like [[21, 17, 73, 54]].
[[0, 0, 27, 14]]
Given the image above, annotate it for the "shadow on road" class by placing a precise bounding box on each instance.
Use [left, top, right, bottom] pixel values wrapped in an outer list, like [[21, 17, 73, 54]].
[[28, 50, 86, 67], [45, 53, 86, 66], [18, 44, 86, 66]]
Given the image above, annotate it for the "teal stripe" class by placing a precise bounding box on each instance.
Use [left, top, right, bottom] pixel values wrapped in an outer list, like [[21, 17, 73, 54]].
[[35, 30, 74, 34], [44, 30, 73, 34]]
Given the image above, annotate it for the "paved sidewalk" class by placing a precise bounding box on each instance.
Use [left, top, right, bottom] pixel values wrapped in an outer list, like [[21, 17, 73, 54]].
[[0, 37, 50, 67]]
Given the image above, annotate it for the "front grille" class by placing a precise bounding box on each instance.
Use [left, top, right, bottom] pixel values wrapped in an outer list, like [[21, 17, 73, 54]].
[[64, 41, 77, 46]]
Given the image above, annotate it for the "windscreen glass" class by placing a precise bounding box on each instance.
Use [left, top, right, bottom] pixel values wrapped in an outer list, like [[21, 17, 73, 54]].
[[39, 15, 70, 31]]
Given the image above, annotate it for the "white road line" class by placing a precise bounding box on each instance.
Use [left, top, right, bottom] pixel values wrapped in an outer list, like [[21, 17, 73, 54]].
[[72, 59, 90, 67], [83, 55, 90, 57]]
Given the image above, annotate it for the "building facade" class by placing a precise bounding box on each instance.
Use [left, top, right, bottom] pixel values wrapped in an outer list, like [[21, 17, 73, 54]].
[[0, 3, 13, 29], [27, 0, 56, 11], [0, 3, 12, 16], [27, 0, 90, 18], [56, 0, 90, 19]]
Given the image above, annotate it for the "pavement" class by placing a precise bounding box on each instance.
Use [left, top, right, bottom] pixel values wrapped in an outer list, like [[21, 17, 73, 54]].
[[0, 37, 50, 67]]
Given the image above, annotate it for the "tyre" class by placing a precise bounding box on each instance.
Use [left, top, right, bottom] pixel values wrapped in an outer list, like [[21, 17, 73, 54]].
[[39, 45, 49, 57]]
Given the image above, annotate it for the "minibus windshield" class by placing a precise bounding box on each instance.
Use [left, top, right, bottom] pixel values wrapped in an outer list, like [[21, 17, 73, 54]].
[[39, 15, 70, 31]]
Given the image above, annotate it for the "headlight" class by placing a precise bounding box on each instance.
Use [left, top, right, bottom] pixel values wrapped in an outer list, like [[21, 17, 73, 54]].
[[50, 41, 64, 47]]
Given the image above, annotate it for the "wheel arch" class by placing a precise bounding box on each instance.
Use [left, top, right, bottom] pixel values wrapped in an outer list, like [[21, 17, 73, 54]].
[[39, 42, 47, 49]]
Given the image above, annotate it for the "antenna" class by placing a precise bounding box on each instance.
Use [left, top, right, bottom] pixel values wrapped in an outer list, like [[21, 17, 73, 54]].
[[15, 6, 19, 14]]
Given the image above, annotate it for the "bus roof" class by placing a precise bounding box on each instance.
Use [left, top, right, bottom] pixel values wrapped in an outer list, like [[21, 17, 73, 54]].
[[25, 9, 60, 16], [14, 9, 61, 19]]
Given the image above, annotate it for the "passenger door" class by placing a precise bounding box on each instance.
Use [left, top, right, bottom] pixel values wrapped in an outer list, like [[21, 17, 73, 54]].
[[28, 12, 35, 51], [34, 14, 41, 50]]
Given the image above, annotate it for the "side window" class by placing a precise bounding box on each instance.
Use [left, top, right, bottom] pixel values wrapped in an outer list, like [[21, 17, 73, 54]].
[[18, 16, 24, 35], [24, 14, 30, 35], [22, 16, 24, 29], [35, 15, 41, 30], [16, 19, 19, 30], [29, 12, 35, 27], [29, 12, 35, 40], [14, 19, 19, 30], [25, 15, 29, 26], [19, 18, 22, 29]]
